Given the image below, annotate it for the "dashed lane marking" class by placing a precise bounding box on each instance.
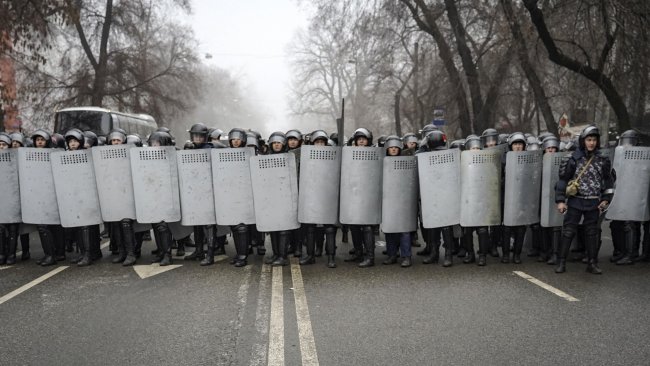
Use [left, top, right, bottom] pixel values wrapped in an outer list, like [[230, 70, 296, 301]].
[[513, 271, 580, 302], [268, 265, 284, 366], [249, 264, 271, 366], [0, 266, 69, 305], [290, 258, 320, 366]]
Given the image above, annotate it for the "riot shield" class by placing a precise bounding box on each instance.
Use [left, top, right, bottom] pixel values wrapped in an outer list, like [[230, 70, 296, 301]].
[[339, 146, 384, 225], [18, 148, 60, 225], [503, 150, 543, 226], [459, 149, 502, 227], [92, 145, 137, 221], [177, 150, 216, 226], [250, 153, 300, 232], [418, 149, 461, 228], [606, 146, 650, 222], [51, 150, 103, 227], [0, 150, 21, 223], [211, 148, 256, 225], [168, 221, 194, 240], [381, 156, 418, 233], [298, 145, 341, 224], [130, 147, 181, 223], [540, 152, 570, 227]]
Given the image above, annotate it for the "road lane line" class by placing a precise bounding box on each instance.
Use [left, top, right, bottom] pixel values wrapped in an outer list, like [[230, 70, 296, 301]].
[[513, 271, 580, 302], [290, 258, 320, 366], [267, 266, 284, 366], [249, 264, 271, 366], [0, 266, 69, 305], [100, 240, 110, 250]]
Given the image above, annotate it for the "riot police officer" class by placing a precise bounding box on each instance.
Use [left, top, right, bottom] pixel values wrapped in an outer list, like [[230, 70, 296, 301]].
[[226, 128, 252, 267], [501, 132, 528, 264], [0, 134, 19, 265], [541, 135, 562, 265], [555, 125, 614, 274]]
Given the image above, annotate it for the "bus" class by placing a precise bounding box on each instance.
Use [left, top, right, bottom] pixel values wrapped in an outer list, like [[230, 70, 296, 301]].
[[53, 106, 158, 138]]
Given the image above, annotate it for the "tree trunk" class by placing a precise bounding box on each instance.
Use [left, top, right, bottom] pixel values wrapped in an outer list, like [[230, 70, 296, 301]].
[[394, 92, 402, 136], [522, 0, 630, 131], [501, 0, 557, 134]]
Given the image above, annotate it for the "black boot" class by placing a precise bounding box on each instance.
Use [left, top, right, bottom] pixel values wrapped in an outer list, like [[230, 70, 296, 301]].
[[314, 229, 324, 258], [38, 226, 57, 266], [121, 220, 137, 266], [477, 228, 489, 266], [325, 226, 337, 268], [382, 255, 397, 265], [512, 226, 525, 264], [358, 226, 375, 268], [0, 227, 6, 265], [5, 225, 18, 265], [555, 227, 575, 273], [585, 226, 602, 274], [299, 226, 315, 265], [159, 229, 173, 267], [77, 227, 92, 267], [442, 227, 454, 267], [341, 227, 348, 243], [462, 230, 475, 264], [271, 231, 289, 266], [400, 256, 412, 268], [422, 244, 439, 264], [20, 233, 30, 261], [546, 228, 560, 265], [265, 232, 280, 264], [233, 226, 249, 267], [616, 222, 635, 265], [201, 226, 216, 266]]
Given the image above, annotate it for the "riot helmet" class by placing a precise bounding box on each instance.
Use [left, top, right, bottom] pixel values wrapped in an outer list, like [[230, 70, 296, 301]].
[[329, 132, 339, 146], [402, 133, 418, 149], [618, 129, 639, 147], [52, 133, 66, 148], [32, 129, 52, 148], [64, 128, 85, 150], [481, 128, 499, 148], [311, 130, 329, 146], [384, 135, 402, 156], [228, 128, 247, 148], [465, 136, 482, 150], [97, 136, 106, 146], [498, 133, 509, 145], [0, 133, 11, 149], [376, 135, 388, 148], [353, 128, 373, 146], [426, 130, 447, 150], [508, 132, 526, 151], [83, 131, 98, 148], [286, 129, 302, 149], [450, 139, 466, 150], [156, 126, 171, 134], [246, 135, 260, 151], [148, 131, 172, 147], [526, 141, 540, 151], [420, 124, 438, 138], [107, 129, 127, 145], [9, 132, 25, 148], [188, 123, 209, 144], [578, 125, 600, 150], [126, 134, 143, 147], [209, 128, 224, 143], [541, 136, 560, 153], [268, 131, 287, 153]]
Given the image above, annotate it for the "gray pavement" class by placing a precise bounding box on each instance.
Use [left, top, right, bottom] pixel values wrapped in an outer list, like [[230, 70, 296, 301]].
[[1, 232, 649, 366]]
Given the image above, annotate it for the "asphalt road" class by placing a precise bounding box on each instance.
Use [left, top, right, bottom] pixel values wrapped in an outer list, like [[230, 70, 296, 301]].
[[1, 230, 649, 366]]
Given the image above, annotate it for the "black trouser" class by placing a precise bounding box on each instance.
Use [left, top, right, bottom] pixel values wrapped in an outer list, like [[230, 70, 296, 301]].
[[349, 225, 375, 260], [559, 198, 600, 262]]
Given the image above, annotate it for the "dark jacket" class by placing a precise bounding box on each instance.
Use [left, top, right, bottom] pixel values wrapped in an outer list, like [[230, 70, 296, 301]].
[[555, 148, 614, 203]]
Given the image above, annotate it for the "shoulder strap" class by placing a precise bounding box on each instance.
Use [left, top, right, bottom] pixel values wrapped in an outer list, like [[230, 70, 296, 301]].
[[574, 155, 594, 182]]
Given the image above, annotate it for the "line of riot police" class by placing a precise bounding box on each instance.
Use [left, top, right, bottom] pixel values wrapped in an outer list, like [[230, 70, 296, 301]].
[[0, 124, 648, 276]]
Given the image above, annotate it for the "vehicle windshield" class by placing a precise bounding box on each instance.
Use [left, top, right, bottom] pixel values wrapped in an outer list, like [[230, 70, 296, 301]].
[[55, 110, 112, 135]]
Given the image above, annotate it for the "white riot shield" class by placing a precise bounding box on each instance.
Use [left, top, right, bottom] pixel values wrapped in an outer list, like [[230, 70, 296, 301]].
[[92, 145, 137, 221], [18, 148, 60, 225], [460, 149, 502, 227], [381, 156, 418, 233], [177, 150, 216, 226], [250, 153, 300, 232], [51, 150, 103, 227], [339, 147, 383, 225], [130, 147, 181, 223], [211, 148, 256, 225], [0, 150, 21, 223], [606, 146, 650, 221], [503, 151, 543, 226], [298, 146, 341, 224], [418, 149, 461, 228], [540, 152, 571, 227]]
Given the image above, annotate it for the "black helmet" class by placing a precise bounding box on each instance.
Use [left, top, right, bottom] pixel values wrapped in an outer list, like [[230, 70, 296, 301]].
[[450, 139, 466, 150], [579, 125, 600, 149], [97, 136, 106, 146], [51, 133, 66, 148], [107, 129, 127, 145], [507, 132, 526, 150], [310, 130, 328, 144], [329, 132, 339, 145], [402, 133, 418, 146], [209, 128, 224, 141], [148, 131, 172, 146], [384, 135, 402, 151], [9, 132, 25, 147], [352, 128, 373, 145], [420, 124, 438, 138], [156, 126, 171, 134], [228, 128, 247, 146], [618, 129, 639, 147], [188, 123, 209, 136], [83, 131, 98, 147], [426, 130, 447, 150], [126, 135, 143, 147], [464, 136, 482, 150], [0, 133, 11, 146], [64, 128, 85, 149], [31, 129, 53, 148], [286, 129, 302, 141], [498, 133, 509, 145], [541, 136, 560, 151], [481, 128, 499, 147]]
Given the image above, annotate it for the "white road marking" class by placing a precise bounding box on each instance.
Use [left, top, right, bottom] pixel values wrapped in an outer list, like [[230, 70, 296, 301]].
[[249, 264, 271, 366], [513, 271, 580, 302], [223, 265, 252, 364], [290, 258, 320, 366], [132, 264, 183, 279], [0, 266, 69, 305], [267, 266, 284, 366], [0, 266, 10, 270], [100, 240, 110, 250]]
